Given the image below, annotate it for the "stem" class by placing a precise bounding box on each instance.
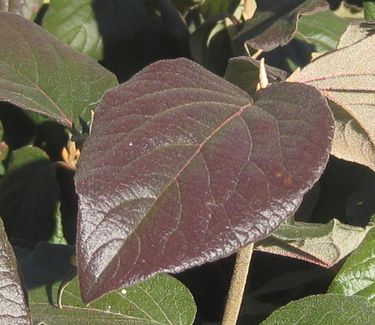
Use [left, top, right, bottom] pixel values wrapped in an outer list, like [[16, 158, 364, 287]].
[[222, 243, 254, 325]]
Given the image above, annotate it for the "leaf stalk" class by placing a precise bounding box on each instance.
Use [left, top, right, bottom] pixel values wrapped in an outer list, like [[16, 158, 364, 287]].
[[222, 243, 254, 325]]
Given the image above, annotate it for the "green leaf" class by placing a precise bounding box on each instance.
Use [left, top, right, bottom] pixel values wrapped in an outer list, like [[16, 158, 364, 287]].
[[0, 13, 117, 128], [329, 218, 375, 303], [17, 242, 75, 290], [199, 0, 241, 18], [42, 0, 103, 60], [29, 275, 196, 325], [235, 0, 328, 51], [0, 217, 31, 324], [0, 121, 8, 174], [0, 0, 43, 19], [171, 0, 204, 13], [261, 294, 375, 325], [364, 0, 375, 20], [189, 16, 237, 75], [0, 146, 59, 244], [256, 218, 374, 267], [296, 10, 350, 52]]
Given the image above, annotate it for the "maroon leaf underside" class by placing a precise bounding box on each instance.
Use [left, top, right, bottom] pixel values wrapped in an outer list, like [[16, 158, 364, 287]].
[[75, 58, 333, 303]]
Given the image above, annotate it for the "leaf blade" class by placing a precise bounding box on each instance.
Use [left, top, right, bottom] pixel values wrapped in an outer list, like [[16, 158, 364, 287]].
[[0, 217, 31, 325], [0, 0, 43, 19], [29, 274, 196, 325], [75, 58, 333, 302], [235, 0, 328, 51], [0, 13, 117, 128], [261, 294, 375, 325], [42, 0, 103, 60], [329, 218, 375, 304], [295, 33, 375, 171]]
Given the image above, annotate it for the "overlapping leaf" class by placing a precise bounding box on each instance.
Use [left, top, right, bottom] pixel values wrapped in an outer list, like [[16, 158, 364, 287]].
[[296, 10, 350, 52], [29, 274, 196, 325], [0, 146, 59, 244], [337, 21, 375, 48], [224, 56, 287, 96], [0, 0, 42, 19], [364, 0, 375, 20], [294, 32, 375, 171], [42, 0, 103, 60], [235, 0, 328, 51], [329, 218, 375, 303], [0, 13, 117, 128], [261, 294, 375, 325], [0, 218, 31, 325], [0, 121, 8, 175], [256, 218, 373, 267], [75, 58, 333, 302]]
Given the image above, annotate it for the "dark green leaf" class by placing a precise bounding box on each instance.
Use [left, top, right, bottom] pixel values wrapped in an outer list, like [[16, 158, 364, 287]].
[[29, 274, 196, 325], [364, 0, 375, 20], [261, 294, 375, 325], [0, 146, 59, 244], [0, 217, 31, 324], [256, 218, 373, 267], [224, 56, 287, 96], [18, 242, 75, 289], [199, 0, 241, 18], [171, 0, 204, 13], [0, 121, 8, 171], [42, 0, 103, 60], [0, 13, 117, 128], [0, 0, 43, 19], [236, 0, 328, 51], [296, 10, 350, 52], [75, 58, 333, 302], [329, 218, 375, 304], [190, 16, 237, 75]]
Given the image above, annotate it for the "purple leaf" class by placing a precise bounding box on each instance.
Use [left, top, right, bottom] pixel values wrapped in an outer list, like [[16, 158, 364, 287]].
[[75, 58, 333, 302], [0, 218, 31, 324], [0, 0, 43, 19], [236, 0, 328, 51]]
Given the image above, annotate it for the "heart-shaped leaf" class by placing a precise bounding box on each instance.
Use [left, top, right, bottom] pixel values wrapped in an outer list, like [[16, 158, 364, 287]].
[[261, 294, 375, 325], [75, 58, 333, 302], [0, 0, 43, 19], [256, 218, 374, 267], [0, 217, 31, 325], [294, 33, 375, 171], [42, 0, 103, 60], [329, 217, 375, 304], [235, 0, 328, 51], [0, 13, 117, 128], [29, 275, 196, 325]]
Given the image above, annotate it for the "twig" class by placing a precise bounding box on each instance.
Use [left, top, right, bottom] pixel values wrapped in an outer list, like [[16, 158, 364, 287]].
[[251, 49, 264, 59], [222, 243, 254, 325], [259, 58, 269, 89]]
